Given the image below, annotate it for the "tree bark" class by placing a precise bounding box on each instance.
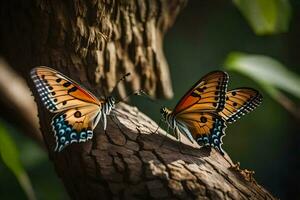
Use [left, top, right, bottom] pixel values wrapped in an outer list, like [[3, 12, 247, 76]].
[[0, 0, 276, 199]]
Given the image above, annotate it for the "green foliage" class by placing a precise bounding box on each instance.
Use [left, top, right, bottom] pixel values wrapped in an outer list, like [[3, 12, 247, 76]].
[[0, 122, 36, 200], [233, 0, 292, 35], [224, 52, 300, 99]]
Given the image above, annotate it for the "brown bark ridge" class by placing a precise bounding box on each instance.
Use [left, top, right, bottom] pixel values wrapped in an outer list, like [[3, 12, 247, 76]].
[[0, 0, 180, 99], [0, 0, 276, 199]]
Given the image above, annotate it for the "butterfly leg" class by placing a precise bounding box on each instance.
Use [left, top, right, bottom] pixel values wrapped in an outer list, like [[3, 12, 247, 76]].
[[151, 118, 162, 135], [109, 112, 123, 131], [177, 127, 181, 143], [174, 126, 181, 142], [174, 127, 184, 153], [102, 114, 107, 130]]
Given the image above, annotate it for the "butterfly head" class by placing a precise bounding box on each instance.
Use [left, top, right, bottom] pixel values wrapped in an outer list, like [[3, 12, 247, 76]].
[[160, 106, 172, 118]]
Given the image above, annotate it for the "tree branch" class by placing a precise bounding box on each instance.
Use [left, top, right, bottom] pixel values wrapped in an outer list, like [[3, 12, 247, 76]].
[[48, 103, 275, 199]]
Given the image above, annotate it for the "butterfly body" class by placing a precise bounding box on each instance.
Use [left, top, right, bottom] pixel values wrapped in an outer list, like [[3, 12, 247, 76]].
[[160, 107, 194, 143], [31, 67, 115, 152], [160, 71, 262, 155]]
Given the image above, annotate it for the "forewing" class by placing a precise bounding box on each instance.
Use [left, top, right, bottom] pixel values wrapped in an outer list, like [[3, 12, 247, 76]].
[[174, 71, 228, 114], [177, 112, 227, 155], [219, 88, 262, 123], [30, 66, 101, 112], [52, 104, 101, 152]]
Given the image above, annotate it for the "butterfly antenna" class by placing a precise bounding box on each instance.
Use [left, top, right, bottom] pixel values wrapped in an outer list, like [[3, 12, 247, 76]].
[[135, 90, 165, 136], [136, 90, 161, 106], [111, 73, 131, 95], [116, 88, 160, 104], [115, 89, 143, 104]]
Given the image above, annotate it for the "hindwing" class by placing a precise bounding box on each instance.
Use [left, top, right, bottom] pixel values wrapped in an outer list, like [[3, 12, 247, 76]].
[[219, 88, 262, 123], [177, 112, 227, 154], [51, 104, 101, 152]]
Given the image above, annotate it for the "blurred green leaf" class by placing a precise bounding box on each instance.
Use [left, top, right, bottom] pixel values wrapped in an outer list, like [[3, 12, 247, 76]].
[[224, 52, 300, 98], [0, 122, 36, 200], [233, 0, 291, 35], [224, 52, 300, 118]]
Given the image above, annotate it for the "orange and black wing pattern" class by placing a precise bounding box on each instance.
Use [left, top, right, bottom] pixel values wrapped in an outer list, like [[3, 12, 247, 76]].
[[176, 112, 227, 154], [219, 88, 262, 123], [31, 66, 103, 152], [165, 71, 263, 155], [174, 71, 229, 115], [30, 66, 100, 112], [51, 105, 101, 152]]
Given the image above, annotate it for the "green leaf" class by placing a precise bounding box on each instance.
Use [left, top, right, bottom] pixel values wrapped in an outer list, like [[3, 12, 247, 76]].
[[0, 122, 36, 200], [224, 52, 300, 99], [233, 0, 292, 35]]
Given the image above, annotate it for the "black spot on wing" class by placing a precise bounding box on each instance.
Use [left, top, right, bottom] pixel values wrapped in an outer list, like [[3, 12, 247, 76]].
[[63, 82, 71, 87], [74, 111, 82, 118], [68, 86, 78, 93], [200, 116, 207, 123], [191, 93, 201, 98]]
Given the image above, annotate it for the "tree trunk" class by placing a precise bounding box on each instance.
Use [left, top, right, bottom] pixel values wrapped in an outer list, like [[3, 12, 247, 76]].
[[0, 0, 276, 199]]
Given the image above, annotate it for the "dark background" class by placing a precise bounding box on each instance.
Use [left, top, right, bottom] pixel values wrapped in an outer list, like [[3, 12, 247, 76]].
[[1, 1, 299, 199]]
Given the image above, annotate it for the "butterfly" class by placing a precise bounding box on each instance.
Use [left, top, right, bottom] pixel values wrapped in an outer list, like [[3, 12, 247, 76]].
[[160, 71, 262, 155], [31, 66, 116, 152]]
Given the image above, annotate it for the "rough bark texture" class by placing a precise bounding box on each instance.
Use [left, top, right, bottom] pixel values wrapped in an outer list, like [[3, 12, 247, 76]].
[[0, 0, 276, 199], [0, 0, 180, 99]]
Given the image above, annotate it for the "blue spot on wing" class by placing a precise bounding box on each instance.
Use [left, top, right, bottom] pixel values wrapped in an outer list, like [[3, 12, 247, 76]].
[[196, 117, 227, 155], [51, 114, 94, 152]]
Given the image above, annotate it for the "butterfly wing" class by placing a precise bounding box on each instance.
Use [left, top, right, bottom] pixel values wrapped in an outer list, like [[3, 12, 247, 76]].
[[176, 112, 227, 154], [52, 104, 101, 152], [174, 71, 229, 115], [30, 66, 101, 112], [31, 66, 104, 152], [219, 88, 263, 123]]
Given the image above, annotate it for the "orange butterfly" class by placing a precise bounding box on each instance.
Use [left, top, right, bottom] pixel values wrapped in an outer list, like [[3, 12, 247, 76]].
[[31, 66, 116, 152], [160, 71, 262, 155]]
